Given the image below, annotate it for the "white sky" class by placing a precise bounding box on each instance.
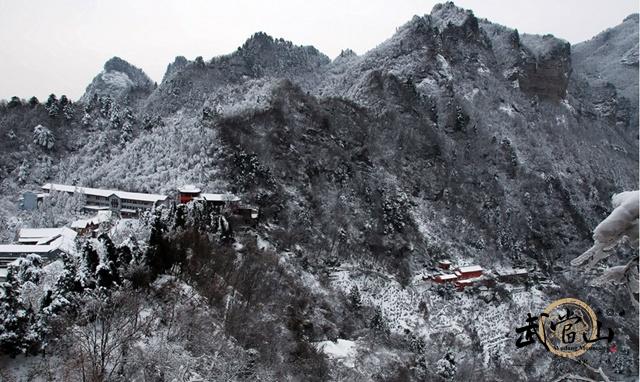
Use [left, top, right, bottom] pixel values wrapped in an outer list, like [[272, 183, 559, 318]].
[[0, 0, 637, 101]]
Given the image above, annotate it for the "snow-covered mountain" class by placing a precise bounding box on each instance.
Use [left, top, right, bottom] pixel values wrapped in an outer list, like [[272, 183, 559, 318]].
[[0, 3, 637, 381], [80, 56, 156, 106]]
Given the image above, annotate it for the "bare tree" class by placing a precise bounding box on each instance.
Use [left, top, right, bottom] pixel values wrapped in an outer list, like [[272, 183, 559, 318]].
[[62, 290, 151, 382]]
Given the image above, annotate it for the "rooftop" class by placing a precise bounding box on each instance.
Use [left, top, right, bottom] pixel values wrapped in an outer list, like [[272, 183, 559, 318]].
[[0, 244, 60, 254], [42, 183, 168, 203], [200, 193, 241, 202], [19, 228, 67, 240], [436, 274, 458, 280], [71, 211, 113, 229], [458, 265, 483, 273], [17, 226, 77, 253], [178, 185, 201, 193]]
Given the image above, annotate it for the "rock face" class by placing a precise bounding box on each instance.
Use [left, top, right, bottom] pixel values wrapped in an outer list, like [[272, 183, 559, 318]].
[[80, 56, 155, 105], [519, 34, 571, 99], [162, 56, 189, 83], [572, 13, 639, 134]]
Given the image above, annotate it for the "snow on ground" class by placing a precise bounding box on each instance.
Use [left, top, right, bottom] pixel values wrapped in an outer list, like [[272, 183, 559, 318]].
[[315, 339, 357, 368], [330, 262, 423, 332], [110, 217, 149, 245], [330, 260, 556, 370], [499, 103, 516, 117]]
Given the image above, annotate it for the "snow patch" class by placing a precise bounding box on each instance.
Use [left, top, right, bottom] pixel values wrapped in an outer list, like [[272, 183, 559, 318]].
[[315, 339, 357, 368]]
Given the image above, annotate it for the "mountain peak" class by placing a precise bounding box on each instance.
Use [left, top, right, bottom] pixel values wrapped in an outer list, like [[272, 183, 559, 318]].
[[430, 1, 478, 32], [80, 57, 154, 104]]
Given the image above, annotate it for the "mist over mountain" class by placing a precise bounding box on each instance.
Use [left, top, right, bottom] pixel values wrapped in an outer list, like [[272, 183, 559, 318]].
[[0, 2, 637, 381]]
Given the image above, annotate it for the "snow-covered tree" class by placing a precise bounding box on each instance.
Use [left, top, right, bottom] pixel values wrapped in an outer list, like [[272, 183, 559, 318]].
[[17, 159, 29, 183], [63, 103, 74, 121], [120, 120, 133, 145], [99, 96, 112, 118], [45, 94, 59, 117], [348, 285, 362, 311], [571, 190, 639, 307], [81, 112, 92, 128], [369, 306, 389, 335], [435, 352, 457, 380], [33, 124, 55, 149], [7, 96, 22, 108], [28, 96, 39, 107], [109, 105, 121, 128], [0, 258, 43, 356], [122, 106, 135, 124]]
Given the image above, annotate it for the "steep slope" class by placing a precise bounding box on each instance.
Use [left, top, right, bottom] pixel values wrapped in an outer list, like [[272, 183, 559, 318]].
[[571, 13, 639, 134]]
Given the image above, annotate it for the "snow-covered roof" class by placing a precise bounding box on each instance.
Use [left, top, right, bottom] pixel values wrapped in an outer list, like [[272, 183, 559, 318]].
[[458, 265, 483, 273], [0, 244, 59, 254], [200, 193, 241, 202], [438, 260, 452, 264], [496, 268, 528, 276], [178, 185, 201, 193], [19, 228, 66, 241], [436, 274, 458, 280], [71, 211, 112, 229], [42, 183, 168, 203], [16, 227, 77, 253]]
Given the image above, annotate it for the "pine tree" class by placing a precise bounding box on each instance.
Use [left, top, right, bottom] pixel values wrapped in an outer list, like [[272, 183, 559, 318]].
[[45, 94, 59, 118], [45, 94, 57, 108], [47, 102, 59, 118], [436, 352, 457, 380], [82, 112, 92, 128], [348, 285, 362, 311], [55, 253, 83, 296], [408, 334, 425, 354], [120, 120, 133, 145], [122, 107, 135, 124], [0, 267, 39, 356], [33, 124, 55, 149], [370, 306, 389, 335], [109, 105, 121, 129], [0, 280, 30, 356], [142, 114, 154, 131], [28, 96, 39, 108], [99, 96, 112, 118], [83, 242, 100, 274], [63, 103, 74, 121], [7, 96, 22, 108], [17, 160, 29, 183]]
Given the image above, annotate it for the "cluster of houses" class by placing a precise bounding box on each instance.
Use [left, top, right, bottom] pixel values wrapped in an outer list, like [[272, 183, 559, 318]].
[[0, 226, 79, 281], [22, 183, 257, 219], [426, 260, 528, 290], [1, 183, 258, 281]]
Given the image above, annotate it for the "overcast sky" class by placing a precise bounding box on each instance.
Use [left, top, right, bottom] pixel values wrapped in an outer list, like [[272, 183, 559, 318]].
[[0, 0, 637, 101]]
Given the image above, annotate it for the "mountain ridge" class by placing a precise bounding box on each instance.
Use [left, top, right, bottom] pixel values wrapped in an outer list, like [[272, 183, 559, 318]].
[[0, 3, 637, 380]]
